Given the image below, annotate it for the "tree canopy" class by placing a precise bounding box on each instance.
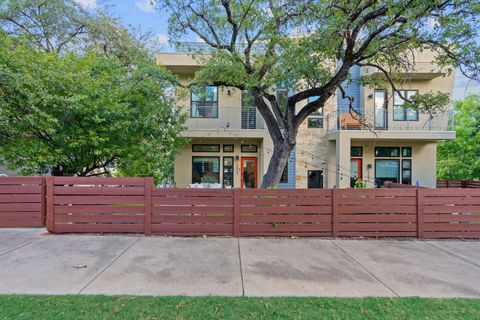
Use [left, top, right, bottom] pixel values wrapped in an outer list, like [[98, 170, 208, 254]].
[[0, 1, 187, 182], [158, 0, 480, 187], [437, 95, 480, 180]]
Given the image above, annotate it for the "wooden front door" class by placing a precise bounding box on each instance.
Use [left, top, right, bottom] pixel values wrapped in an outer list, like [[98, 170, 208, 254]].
[[350, 158, 363, 188], [241, 157, 257, 188]]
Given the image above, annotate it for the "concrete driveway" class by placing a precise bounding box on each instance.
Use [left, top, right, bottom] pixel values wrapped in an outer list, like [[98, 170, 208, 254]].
[[0, 229, 479, 297]]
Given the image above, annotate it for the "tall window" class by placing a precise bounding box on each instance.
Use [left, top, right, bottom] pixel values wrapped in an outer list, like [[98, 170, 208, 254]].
[[308, 170, 323, 188], [241, 91, 257, 129], [280, 165, 288, 183], [374, 90, 387, 129], [393, 90, 419, 121], [307, 96, 323, 128], [374, 146, 412, 187], [191, 85, 218, 118], [192, 157, 220, 184]]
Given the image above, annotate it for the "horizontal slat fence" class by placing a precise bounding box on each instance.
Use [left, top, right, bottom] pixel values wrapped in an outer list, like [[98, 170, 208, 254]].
[[0, 177, 45, 227], [152, 188, 234, 236], [239, 189, 332, 237], [336, 189, 418, 237], [423, 189, 480, 238], [1, 176, 480, 239], [47, 177, 147, 233], [437, 180, 480, 188]]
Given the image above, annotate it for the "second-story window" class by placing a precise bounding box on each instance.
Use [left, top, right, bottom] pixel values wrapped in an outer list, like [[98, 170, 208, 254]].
[[242, 91, 257, 129], [393, 90, 419, 121], [307, 96, 323, 128], [191, 85, 218, 118]]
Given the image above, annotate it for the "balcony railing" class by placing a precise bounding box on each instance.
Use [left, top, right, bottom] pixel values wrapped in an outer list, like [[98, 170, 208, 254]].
[[326, 109, 455, 132], [185, 105, 265, 130]]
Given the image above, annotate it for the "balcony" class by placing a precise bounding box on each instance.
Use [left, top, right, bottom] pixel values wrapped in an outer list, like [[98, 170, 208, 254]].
[[361, 62, 447, 80], [184, 105, 265, 134], [326, 109, 455, 133]]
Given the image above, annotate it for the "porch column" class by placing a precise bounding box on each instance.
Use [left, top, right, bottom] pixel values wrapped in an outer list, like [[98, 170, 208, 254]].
[[336, 133, 351, 188]]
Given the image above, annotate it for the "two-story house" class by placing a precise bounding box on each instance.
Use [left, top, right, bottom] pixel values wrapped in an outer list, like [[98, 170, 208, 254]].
[[157, 46, 455, 189]]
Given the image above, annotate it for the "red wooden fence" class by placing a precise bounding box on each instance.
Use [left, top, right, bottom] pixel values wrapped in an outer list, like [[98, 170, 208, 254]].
[[1, 176, 480, 239], [437, 180, 480, 188], [0, 177, 45, 227]]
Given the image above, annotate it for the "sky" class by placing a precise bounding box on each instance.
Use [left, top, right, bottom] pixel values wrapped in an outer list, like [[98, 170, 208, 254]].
[[75, 0, 480, 101]]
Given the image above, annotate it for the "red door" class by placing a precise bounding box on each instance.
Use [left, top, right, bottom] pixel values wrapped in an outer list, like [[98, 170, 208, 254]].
[[350, 158, 363, 188], [241, 157, 257, 188]]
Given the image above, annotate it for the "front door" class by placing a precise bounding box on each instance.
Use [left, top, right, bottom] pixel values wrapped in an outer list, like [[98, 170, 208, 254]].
[[241, 157, 257, 188], [350, 158, 363, 188]]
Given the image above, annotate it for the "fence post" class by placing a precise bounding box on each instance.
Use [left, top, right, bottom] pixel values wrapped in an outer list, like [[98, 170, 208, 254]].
[[144, 177, 153, 236], [41, 176, 46, 226], [233, 188, 240, 237], [332, 189, 339, 238], [46, 176, 54, 233], [416, 188, 424, 239]]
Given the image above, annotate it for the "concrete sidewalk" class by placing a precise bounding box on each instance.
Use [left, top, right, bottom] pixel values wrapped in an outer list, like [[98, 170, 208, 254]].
[[0, 229, 479, 297]]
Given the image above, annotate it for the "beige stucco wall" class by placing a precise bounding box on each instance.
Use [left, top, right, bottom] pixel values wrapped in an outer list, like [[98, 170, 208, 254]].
[[329, 138, 438, 189], [173, 138, 270, 188]]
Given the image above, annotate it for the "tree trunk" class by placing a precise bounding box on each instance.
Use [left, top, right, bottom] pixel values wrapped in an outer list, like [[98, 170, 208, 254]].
[[261, 140, 295, 188]]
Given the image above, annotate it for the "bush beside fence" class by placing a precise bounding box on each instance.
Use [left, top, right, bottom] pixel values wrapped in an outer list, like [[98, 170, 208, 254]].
[[1, 176, 480, 239]]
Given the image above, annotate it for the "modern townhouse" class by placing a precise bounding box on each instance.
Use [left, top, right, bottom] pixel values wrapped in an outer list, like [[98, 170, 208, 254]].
[[157, 46, 455, 189]]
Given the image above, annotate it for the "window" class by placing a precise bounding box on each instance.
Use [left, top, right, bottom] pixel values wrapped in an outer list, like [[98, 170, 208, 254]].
[[192, 157, 220, 184], [276, 81, 288, 117], [223, 157, 234, 187], [402, 147, 412, 157], [223, 144, 234, 153], [308, 170, 323, 188], [280, 165, 288, 183], [191, 85, 218, 118], [241, 144, 257, 153], [351, 146, 363, 157], [375, 147, 400, 157], [375, 160, 400, 187], [241, 91, 257, 129], [402, 159, 412, 185], [393, 90, 419, 121], [192, 144, 220, 152], [374, 90, 387, 129], [307, 96, 323, 128]]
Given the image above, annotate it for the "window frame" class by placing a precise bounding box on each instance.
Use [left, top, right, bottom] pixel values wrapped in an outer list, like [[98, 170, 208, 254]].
[[190, 85, 219, 119], [192, 144, 220, 153], [351, 146, 363, 157], [393, 90, 419, 121], [192, 156, 221, 184], [306, 96, 324, 128], [375, 147, 400, 157], [241, 144, 258, 153], [375, 159, 401, 186], [222, 156, 234, 187], [307, 170, 324, 188], [223, 144, 234, 153]]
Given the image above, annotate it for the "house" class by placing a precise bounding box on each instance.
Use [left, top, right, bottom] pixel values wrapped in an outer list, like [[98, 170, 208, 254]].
[[156, 46, 455, 189]]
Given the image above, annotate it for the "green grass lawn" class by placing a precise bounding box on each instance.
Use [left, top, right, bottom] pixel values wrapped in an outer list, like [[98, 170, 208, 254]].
[[1, 295, 479, 320]]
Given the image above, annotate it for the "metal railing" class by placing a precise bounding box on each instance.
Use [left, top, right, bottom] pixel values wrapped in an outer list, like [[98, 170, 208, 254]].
[[326, 109, 455, 132], [185, 105, 265, 130]]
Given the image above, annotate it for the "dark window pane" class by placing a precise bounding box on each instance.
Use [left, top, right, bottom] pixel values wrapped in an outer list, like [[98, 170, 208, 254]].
[[192, 157, 220, 184], [192, 144, 220, 152], [402, 147, 412, 157], [351, 147, 363, 157], [375, 159, 400, 187], [402, 159, 412, 185], [308, 170, 323, 188], [223, 157, 234, 187], [191, 85, 218, 118], [375, 147, 400, 157], [223, 144, 234, 152], [241, 144, 257, 153], [307, 117, 323, 128], [280, 165, 288, 183]]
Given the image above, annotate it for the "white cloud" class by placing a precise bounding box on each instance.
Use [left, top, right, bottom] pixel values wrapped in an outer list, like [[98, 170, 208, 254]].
[[158, 34, 168, 44], [75, 0, 97, 9], [195, 35, 206, 43], [135, 0, 155, 13]]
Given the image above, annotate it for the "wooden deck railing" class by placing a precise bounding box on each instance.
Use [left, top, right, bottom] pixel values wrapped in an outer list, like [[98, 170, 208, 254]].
[[1, 176, 479, 239]]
